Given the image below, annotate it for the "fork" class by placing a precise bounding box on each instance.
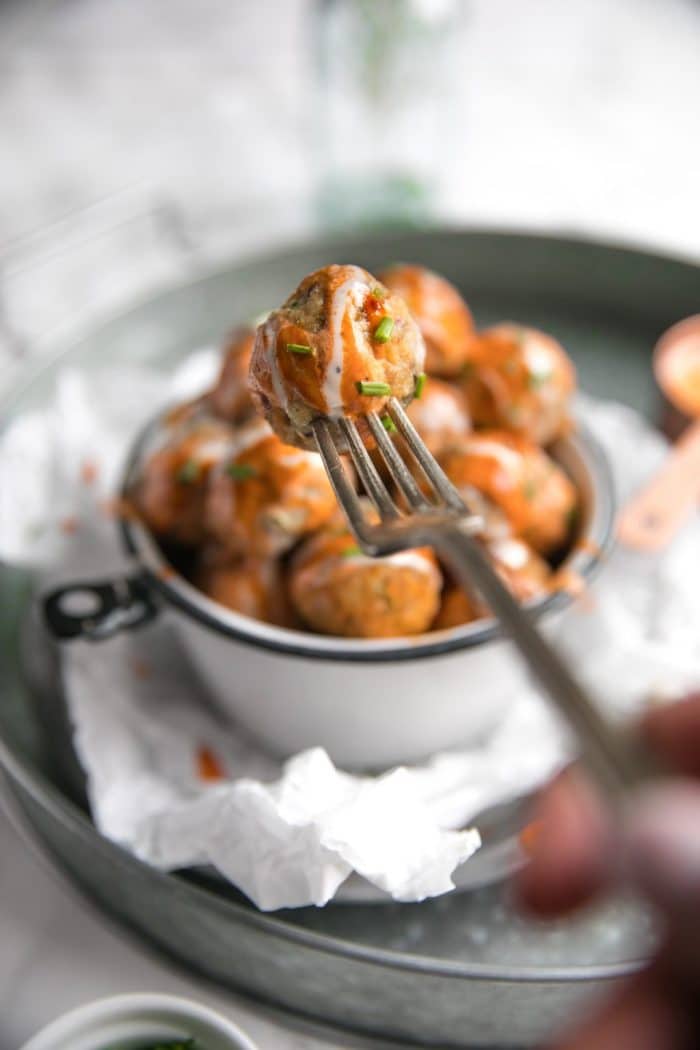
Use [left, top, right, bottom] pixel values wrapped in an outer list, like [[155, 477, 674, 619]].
[[312, 398, 657, 807]]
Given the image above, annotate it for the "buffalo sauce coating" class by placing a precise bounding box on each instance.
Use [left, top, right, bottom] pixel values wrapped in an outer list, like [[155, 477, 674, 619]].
[[405, 377, 470, 456], [136, 418, 234, 545], [210, 326, 256, 424], [289, 523, 442, 638], [378, 264, 475, 377], [439, 431, 577, 555], [461, 324, 575, 445], [434, 537, 551, 630], [249, 264, 425, 448], [197, 554, 297, 628], [204, 429, 337, 558]]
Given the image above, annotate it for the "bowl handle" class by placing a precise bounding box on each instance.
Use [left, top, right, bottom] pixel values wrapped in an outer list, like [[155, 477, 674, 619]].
[[43, 574, 158, 641]]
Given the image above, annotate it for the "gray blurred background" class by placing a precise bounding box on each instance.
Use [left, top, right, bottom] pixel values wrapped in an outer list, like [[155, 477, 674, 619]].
[[1, 0, 699, 358]]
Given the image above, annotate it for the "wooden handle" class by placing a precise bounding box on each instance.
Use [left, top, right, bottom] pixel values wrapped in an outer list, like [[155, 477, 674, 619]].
[[617, 419, 700, 551]]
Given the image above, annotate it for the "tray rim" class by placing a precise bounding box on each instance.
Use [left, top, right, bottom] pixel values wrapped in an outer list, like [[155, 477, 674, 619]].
[[2, 224, 688, 986]]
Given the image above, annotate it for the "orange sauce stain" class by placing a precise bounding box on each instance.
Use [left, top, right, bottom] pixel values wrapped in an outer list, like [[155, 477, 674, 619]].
[[80, 459, 99, 486], [59, 516, 80, 535], [130, 658, 152, 680], [519, 821, 543, 856], [196, 745, 226, 782]]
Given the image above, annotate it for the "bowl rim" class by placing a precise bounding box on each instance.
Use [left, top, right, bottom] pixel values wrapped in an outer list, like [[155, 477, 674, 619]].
[[121, 413, 616, 663], [19, 992, 258, 1050]]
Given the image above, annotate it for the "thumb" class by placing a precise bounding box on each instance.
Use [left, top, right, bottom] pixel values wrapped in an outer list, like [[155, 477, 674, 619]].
[[623, 780, 700, 912]]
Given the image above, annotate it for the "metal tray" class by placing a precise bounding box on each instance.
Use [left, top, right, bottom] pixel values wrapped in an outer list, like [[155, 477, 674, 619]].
[[1, 229, 698, 1048]]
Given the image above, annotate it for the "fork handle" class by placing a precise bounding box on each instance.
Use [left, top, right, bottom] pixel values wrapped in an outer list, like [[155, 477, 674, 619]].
[[436, 525, 658, 807]]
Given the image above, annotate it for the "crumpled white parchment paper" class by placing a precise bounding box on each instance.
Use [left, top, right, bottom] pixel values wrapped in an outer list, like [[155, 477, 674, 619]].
[[1, 352, 698, 909]]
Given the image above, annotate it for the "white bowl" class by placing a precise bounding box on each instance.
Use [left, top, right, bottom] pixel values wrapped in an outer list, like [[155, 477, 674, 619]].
[[20, 993, 258, 1050], [44, 422, 614, 770]]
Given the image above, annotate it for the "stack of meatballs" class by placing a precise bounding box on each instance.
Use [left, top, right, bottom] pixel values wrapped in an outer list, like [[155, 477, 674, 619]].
[[135, 264, 578, 639]]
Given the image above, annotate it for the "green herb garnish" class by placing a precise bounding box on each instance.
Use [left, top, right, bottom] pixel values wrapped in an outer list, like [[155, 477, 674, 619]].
[[176, 460, 200, 484], [286, 342, 313, 355], [522, 480, 537, 501], [226, 462, 258, 481], [373, 316, 394, 343], [356, 380, 392, 397], [381, 414, 397, 433], [414, 372, 427, 399], [341, 545, 362, 558], [528, 369, 552, 389], [371, 285, 386, 300]]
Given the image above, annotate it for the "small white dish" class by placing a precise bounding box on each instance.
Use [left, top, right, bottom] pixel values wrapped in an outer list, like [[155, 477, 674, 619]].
[[20, 993, 258, 1050]]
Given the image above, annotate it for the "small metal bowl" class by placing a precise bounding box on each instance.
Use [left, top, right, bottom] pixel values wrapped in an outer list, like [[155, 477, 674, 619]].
[[44, 415, 615, 770]]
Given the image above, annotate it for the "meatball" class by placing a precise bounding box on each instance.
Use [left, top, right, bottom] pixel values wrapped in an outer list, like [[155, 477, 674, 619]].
[[433, 587, 482, 630], [439, 431, 577, 554], [210, 326, 256, 424], [289, 524, 442, 638], [196, 554, 296, 628], [487, 536, 552, 601], [204, 423, 337, 558], [434, 537, 550, 630], [135, 418, 234, 545], [405, 377, 470, 457], [461, 323, 575, 445], [249, 264, 426, 449], [378, 264, 475, 377]]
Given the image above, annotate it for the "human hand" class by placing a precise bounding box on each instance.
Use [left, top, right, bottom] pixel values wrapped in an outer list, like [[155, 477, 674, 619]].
[[517, 692, 700, 1050]]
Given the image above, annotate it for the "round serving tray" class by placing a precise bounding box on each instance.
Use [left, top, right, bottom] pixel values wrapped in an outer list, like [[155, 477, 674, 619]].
[[1, 228, 697, 1048]]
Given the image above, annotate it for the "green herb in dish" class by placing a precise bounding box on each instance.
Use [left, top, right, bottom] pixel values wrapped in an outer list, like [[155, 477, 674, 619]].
[[373, 316, 394, 343], [381, 414, 397, 433], [286, 342, 314, 355], [176, 460, 200, 484], [413, 372, 427, 399]]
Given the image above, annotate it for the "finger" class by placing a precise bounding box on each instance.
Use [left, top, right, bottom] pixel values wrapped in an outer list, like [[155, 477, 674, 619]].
[[551, 968, 688, 1050], [516, 769, 612, 917], [624, 781, 700, 910], [641, 693, 700, 778]]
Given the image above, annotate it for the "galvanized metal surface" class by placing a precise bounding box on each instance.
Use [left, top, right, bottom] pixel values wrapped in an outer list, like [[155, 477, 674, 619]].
[[2, 229, 698, 1047]]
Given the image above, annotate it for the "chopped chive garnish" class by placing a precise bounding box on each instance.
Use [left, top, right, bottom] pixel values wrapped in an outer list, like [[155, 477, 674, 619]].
[[373, 316, 394, 343], [226, 462, 258, 481], [522, 480, 537, 501], [356, 380, 392, 397], [341, 544, 362, 558], [176, 460, 200, 484], [528, 369, 552, 389], [371, 285, 386, 300], [286, 342, 313, 355], [414, 372, 427, 399], [381, 414, 397, 433]]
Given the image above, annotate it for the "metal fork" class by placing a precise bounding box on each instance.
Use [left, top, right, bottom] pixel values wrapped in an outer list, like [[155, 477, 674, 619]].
[[312, 398, 656, 806]]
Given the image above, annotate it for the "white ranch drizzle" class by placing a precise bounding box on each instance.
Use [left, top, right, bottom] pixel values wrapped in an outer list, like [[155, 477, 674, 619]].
[[323, 266, 370, 415], [261, 317, 290, 417]]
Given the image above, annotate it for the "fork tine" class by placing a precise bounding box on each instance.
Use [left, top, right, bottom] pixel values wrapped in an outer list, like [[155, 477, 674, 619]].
[[366, 412, 431, 511], [338, 417, 399, 520], [387, 399, 471, 515], [311, 418, 374, 543]]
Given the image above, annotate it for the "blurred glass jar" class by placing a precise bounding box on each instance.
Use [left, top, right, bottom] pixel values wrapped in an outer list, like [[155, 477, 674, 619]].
[[314, 0, 469, 229]]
